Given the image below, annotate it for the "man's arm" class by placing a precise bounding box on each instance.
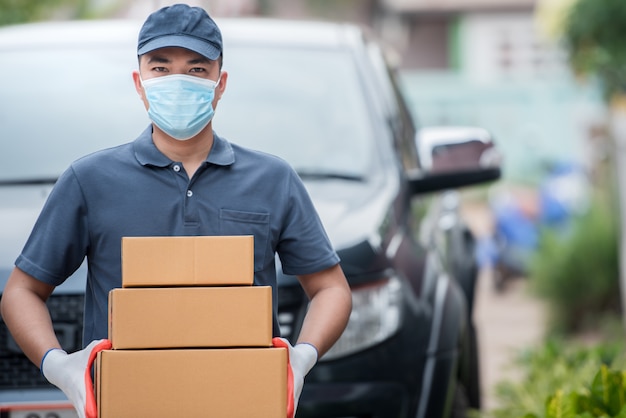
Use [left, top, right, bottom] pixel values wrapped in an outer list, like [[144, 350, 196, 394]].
[[0, 266, 60, 367], [296, 263, 352, 356]]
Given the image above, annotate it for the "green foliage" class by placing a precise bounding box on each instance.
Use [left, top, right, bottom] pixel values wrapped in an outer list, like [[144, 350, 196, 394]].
[[485, 337, 626, 418], [528, 196, 620, 334], [563, 0, 626, 100], [0, 0, 72, 25], [540, 365, 626, 418], [0, 0, 118, 26]]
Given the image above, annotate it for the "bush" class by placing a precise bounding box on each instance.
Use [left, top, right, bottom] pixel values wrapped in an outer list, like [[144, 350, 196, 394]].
[[528, 196, 620, 334], [529, 364, 626, 418], [481, 337, 626, 418]]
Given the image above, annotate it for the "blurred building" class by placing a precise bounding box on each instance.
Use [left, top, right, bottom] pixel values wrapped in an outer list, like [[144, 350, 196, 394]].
[[118, 0, 257, 18], [375, 0, 562, 76]]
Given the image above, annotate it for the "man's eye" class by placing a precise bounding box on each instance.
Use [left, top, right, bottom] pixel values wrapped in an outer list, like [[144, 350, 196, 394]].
[[190, 68, 206, 73], [153, 67, 167, 72]]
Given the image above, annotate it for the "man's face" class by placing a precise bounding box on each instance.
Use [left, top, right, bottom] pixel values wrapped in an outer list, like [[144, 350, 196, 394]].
[[133, 46, 226, 112]]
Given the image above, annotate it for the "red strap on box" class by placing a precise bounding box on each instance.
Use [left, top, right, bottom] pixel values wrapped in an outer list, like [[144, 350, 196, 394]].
[[84, 339, 112, 418], [272, 337, 295, 418]]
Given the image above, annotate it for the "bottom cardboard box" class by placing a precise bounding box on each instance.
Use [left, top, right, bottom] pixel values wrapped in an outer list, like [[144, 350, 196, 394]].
[[96, 348, 286, 418]]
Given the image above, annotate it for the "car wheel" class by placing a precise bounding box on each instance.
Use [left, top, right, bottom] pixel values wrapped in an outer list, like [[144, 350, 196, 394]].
[[452, 225, 478, 314], [493, 262, 507, 292], [450, 381, 469, 418], [465, 323, 481, 410]]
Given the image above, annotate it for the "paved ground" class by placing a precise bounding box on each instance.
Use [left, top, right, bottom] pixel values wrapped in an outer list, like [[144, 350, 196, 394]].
[[461, 201, 547, 412], [473, 269, 546, 411]]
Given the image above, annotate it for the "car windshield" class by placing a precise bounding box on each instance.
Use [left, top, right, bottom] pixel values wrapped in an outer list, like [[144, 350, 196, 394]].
[[0, 45, 148, 183], [0, 42, 375, 183]]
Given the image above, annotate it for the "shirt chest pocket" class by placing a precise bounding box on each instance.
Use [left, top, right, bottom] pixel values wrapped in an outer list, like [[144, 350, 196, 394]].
[[219, 209, 270, 272]]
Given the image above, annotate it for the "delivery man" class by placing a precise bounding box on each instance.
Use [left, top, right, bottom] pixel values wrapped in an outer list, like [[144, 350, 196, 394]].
[[0, 4, 352, 418]]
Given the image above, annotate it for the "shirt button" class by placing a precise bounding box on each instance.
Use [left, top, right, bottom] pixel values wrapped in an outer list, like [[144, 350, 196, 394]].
[[187, 190, 193, 197], [173, 165, 181, 172]]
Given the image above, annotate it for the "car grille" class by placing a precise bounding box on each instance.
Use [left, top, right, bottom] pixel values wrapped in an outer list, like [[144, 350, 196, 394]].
[[276, 284, 306, 343], [0, 294, 84, 389]]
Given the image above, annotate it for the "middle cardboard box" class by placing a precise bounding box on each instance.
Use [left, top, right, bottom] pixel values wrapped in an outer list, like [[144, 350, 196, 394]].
[[108, 286, 272, 349]]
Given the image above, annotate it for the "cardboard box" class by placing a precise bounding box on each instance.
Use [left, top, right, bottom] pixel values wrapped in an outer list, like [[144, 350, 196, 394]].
[[108, 286, 273, 349], [96, 348, 287, 418], [121, 235, 254, 287]]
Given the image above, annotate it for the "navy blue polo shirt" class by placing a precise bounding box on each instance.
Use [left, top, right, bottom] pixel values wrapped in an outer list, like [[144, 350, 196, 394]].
[[16, 126, 339, 345]]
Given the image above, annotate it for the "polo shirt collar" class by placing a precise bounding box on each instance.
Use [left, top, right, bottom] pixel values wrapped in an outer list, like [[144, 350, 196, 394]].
[[133, 125, 235, 167], [207, 132, 236, 166]]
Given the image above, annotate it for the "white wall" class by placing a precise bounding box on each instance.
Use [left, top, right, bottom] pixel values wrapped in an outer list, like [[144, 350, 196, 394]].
[[458, 12, 567, 82]]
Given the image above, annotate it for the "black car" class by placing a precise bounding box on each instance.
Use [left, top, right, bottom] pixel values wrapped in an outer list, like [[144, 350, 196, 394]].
[[0, 18, 500, 418]]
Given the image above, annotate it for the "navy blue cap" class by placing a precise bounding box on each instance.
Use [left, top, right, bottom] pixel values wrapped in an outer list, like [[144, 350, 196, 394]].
[[137, 4, 222, 60]]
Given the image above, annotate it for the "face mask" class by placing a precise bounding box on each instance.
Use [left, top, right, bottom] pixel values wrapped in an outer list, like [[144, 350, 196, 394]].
[[142, 74, 220, 141]]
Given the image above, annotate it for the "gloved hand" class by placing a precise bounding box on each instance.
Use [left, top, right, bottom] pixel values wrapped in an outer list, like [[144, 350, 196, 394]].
[[272, 337, 318, 418], [41, 339, 112, 418]]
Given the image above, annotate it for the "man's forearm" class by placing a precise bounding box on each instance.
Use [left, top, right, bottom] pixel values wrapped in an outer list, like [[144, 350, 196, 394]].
[[296, 265, 352, 357], [0, 268, 60, 367], [297, 286, 352, 356]]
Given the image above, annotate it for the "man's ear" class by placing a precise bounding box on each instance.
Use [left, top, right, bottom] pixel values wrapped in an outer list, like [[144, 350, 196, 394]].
[[132, 70, 143, 95], [132, 70, 149, 110], [215, 70, 228, 101]]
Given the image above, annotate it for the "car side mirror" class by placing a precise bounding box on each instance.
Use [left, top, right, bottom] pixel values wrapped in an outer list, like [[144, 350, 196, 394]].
[[410, 126, 502, 194]]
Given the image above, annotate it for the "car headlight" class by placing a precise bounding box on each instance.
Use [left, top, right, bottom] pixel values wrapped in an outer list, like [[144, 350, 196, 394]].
[[320, 275, 403, 361]]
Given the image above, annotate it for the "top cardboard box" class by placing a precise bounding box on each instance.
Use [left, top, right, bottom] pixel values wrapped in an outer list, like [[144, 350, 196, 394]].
[[121, 236, 254, 287]]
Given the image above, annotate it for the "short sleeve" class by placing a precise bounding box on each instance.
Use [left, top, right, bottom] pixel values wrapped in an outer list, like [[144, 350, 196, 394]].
[[15, 166, 89, 286], [276, 168, 340, 276]]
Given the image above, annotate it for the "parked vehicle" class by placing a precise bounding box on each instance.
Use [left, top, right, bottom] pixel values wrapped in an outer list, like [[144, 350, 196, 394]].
[[0, 18, 500, 418], [481, 160, 589, 291]]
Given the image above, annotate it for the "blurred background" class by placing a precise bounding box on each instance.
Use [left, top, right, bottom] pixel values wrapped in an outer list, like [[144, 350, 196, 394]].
[[0, 0, 608, 183], [3, 0, 626, 417]]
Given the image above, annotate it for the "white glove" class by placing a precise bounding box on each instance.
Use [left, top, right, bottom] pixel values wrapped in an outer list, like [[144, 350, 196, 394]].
[[41, 339, 112, 418], [272, 337, 318, 418]]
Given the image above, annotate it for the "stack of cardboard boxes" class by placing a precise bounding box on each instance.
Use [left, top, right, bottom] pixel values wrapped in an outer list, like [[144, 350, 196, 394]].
[[95, 236, 287, 417]]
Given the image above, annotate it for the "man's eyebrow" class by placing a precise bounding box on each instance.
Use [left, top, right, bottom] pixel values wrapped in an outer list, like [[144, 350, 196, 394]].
[[146, 55, 170, 64], [144, 55, 212, 65], [188, 57, 211, 65]]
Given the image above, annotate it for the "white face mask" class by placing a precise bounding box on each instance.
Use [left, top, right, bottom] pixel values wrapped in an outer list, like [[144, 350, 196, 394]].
[[142, 74, 219, 140]]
